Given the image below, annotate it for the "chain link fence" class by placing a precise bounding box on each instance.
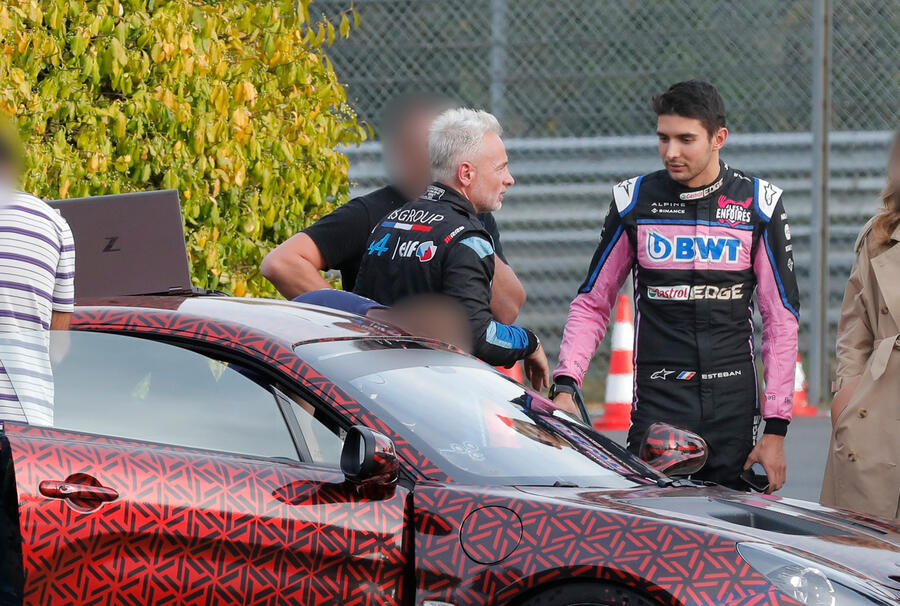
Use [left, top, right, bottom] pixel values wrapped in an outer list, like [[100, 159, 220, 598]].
[[318, 0, 899, 402]]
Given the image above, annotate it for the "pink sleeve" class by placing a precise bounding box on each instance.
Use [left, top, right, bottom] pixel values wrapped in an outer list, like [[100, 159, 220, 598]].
[[753, 205, 800, 422], [554, 228, 635, 387]]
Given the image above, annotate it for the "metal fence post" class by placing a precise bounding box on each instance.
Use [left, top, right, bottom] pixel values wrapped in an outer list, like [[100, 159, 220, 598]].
[[809, 0, 832, 406], [490, 0, 507, 121]]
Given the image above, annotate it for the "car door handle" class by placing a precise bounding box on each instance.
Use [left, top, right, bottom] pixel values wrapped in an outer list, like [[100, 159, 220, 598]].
[[39, 480, 119, 502]]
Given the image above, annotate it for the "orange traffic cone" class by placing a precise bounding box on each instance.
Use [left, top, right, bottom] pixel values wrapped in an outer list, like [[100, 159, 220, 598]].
[[496, 361, 524, 383], [593, 294, 634, 431], [792, 352, 821, 417]]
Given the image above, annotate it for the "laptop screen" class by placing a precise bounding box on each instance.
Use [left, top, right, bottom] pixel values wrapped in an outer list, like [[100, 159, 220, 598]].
[[48, 189, 194, 298]]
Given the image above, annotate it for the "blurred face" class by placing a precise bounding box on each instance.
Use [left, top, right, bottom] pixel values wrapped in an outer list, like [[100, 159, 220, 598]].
[[656, 114, 726, 188], [386, 109, 440, 200], [461, 132, 515, 213]]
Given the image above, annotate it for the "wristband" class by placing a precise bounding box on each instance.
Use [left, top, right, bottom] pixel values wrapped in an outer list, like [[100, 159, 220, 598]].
[[548, 382, 576, 399]]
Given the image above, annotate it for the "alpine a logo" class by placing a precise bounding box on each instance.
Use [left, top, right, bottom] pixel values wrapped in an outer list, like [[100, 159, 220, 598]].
[[646, 232, 742, 264]]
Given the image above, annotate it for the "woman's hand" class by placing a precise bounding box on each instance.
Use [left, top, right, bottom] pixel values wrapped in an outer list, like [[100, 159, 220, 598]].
[[831, 375, 862, 427]]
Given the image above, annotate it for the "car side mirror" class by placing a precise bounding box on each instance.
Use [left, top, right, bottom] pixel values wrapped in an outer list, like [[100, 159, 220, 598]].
[[340, 426, 399, 488], [639, 422, 708, 476]]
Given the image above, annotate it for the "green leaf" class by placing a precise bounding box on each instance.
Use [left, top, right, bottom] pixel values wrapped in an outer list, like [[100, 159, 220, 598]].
[[10, 0, 363, 298]]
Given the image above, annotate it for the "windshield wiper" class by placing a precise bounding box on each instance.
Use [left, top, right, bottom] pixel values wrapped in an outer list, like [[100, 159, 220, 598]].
[[656, 477, 705, 488], [552, 480, 580, 488]]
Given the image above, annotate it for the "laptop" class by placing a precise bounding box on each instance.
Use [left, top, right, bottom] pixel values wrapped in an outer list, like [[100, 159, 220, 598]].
[[48, 189, 198, 298]]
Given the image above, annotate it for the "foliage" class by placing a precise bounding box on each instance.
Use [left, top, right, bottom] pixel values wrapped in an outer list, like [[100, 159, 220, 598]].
[[0, 0, 365, 296]]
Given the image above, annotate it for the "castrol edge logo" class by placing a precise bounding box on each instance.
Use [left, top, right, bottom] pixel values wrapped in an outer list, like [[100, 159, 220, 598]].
[[647, 283, 744, 301]]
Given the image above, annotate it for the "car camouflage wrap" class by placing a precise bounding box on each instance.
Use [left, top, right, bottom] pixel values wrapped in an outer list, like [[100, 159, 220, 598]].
[[0, 297, 895, 606]]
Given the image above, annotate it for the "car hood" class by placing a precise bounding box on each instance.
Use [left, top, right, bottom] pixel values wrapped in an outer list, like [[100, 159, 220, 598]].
[[516, 484, 900, 594]]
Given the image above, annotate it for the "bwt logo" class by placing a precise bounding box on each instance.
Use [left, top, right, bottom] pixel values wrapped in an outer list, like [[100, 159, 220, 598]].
[[646, 232, 742, 263]]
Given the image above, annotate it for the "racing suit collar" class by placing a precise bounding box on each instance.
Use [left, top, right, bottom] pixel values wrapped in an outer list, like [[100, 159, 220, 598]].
[[670, 161, 730, 201], [424, 182, 479, 216]]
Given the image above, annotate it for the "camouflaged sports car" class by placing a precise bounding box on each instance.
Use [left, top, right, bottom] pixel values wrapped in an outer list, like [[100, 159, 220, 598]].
[[0, 295, 898, 606]]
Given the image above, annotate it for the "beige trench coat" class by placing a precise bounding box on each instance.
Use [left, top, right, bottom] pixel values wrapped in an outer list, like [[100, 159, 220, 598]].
[[820, 219, 900, 519]]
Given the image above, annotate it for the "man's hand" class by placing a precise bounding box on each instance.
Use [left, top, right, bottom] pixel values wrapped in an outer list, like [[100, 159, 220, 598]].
[[523, 344, 550, 392], [743, 434, 786, 494], [551, 392, 579, 417]]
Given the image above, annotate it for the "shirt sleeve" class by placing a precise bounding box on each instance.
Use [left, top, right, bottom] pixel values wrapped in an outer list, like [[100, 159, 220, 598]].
[[443, 233, 537, 366], [752, 196, 800, 432], [302, 197, 373, 270], [554, 200, 634, 387], [477, 212, 507, 263], [53, 218, 76, 312]]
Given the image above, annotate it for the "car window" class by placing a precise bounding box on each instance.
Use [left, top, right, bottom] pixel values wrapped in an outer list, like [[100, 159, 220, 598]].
[[296, 340, 654, 488], [274, 388, 346, 466], [47, 331, 299, 461]]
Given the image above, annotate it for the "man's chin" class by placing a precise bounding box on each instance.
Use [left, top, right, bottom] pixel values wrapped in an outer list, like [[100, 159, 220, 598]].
[[667, 169, 694, 185]]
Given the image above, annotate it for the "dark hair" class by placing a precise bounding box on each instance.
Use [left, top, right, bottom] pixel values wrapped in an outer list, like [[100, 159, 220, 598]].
[[651, 80, 726, 137]]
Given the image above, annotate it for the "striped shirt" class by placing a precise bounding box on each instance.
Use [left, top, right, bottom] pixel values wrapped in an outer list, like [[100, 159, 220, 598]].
[[0, 189, 75, 425]]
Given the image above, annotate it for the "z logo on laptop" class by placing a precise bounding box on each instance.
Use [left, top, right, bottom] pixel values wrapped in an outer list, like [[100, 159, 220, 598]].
[[103, 236, 121, 252]]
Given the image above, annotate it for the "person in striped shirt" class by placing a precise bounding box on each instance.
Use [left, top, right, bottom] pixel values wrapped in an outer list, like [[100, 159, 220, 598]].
[[0, 137, 75, 426]]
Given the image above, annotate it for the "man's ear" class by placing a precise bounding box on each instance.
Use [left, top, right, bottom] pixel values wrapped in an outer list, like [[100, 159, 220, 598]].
[[712, 126, 728, 151], [457, 161, 474, 186]]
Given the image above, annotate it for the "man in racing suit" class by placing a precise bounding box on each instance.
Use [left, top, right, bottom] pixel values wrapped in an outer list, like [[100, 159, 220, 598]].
[[551, 81, 799, 491], [354, 108, 551, 392]]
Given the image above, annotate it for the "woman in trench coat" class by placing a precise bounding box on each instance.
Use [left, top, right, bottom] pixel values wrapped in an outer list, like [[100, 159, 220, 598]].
[[820, 130, 900, 520]]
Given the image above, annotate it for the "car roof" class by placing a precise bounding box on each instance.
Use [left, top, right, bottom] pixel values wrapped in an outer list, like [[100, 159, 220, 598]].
[[72, 295, 408, 347]]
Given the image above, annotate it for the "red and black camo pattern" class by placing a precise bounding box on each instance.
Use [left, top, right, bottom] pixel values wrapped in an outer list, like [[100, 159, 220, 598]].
[[412, 485, 803, 606], [6, 423, 409, 606], [32, 303, 890, 606], [72, 306, 450, 482]]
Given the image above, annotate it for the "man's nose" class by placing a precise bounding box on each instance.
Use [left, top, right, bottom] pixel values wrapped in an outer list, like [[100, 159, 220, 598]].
[[504, 171, 515, 186]]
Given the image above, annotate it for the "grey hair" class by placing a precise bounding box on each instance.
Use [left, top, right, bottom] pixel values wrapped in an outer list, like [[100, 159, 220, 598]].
[[429, 108, 502, 184]]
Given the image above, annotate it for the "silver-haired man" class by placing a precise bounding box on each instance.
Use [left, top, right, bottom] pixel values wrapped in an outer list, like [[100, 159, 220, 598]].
[[353, 108, 553, 393]]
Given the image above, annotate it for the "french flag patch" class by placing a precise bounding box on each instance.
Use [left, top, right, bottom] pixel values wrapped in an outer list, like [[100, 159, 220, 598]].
[[381, 221, 432, 232], [676, 371, 695, 380]]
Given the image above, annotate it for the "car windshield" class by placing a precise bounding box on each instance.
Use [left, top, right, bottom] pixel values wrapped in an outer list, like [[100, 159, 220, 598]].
[[295, 339, 659, 488]]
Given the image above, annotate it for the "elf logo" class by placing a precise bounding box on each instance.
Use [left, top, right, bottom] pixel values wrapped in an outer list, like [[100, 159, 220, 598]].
[[646, 232, 742, 264]]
